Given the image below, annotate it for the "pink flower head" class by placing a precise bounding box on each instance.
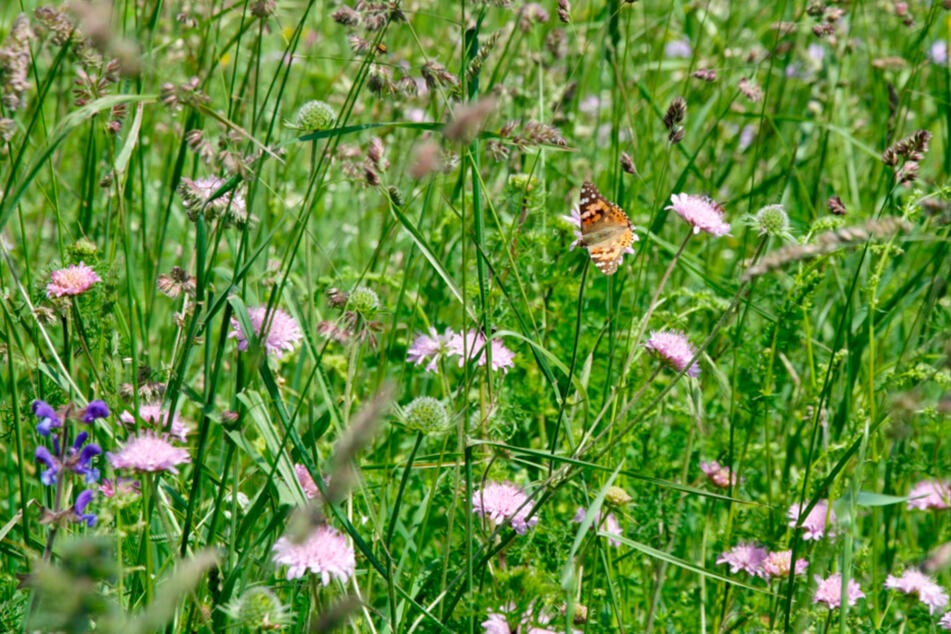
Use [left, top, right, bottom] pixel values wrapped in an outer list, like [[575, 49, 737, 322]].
[[761, 550, 809, 581], [666, 193, 730, 236], [407, 327, 453, 372], [272, 524, 355, 584], [108, 431, 191, 474], [907, 479, 951, 510], [47, 262, 101, 298], [449, 330, 516, 374], [294, 463, 320, 499], [560, 206, 583, 249], [481, 605, 580, 634], [716, 543, 767, 576], [700, 461, 739, 489], [119, 403, 190, 443], [941, 612, 951, 630], [230, 306, 302, 358], [813, 573, 865, 609], [572, 506, 623, 547], [645, 330, 700, 377], [472, 481, 538, 534], [787, 499, 836, 540], [885, 569, 950, 614]]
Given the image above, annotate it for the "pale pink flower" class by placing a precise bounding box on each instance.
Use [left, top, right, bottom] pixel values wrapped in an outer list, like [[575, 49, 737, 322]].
[[885, 569, 949, 614], [449, 330, 516, 374], [230, 306, 302, 358], [108, 431, 191, 474], [272, 524, 355, 584], [941, 612, 951, 630], [761, 550, 808, 581], [481, 605, 580, 634], [645, 330, 700, 377], [560, 206, 583, 249], [700, 461, 738, 488], [47, 262, 101, 298], [572, 506, 623, 547], [666, 193, 730, 236], [716, 543, 767, 576], [907, 479, 951, 510], [472, 481, 538, 534], [294, 463, 319, 499], [787, 499, 836, 540], [813, 573, 864, 609], [407, 327, 453, 372], [119, 403, 190, 443]]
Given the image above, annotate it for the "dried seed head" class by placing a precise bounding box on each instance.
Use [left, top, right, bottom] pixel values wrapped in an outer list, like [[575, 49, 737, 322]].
[[249, 0, 277, 18], [692, 68, 717, 82], [620, 152, 637, 175], [332, 6, 361, 26], [421, 60, 459, 90], [558, 0, 571, 22], [443, 96, 498, 142], [738, 77, 763, 102], [827, 195, 847, 216], [663, 96, 687, 130]]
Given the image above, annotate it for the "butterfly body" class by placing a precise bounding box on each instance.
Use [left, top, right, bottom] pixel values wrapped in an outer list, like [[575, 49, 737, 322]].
[[578, 181, 636, 275]]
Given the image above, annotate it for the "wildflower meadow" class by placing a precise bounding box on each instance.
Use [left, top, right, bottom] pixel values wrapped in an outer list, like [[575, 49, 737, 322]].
[[1, 1, 951, 632]]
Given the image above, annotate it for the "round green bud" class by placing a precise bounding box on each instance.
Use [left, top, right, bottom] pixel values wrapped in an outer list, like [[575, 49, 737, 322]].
[[604, 485, 633, 507], [403, 396, 451, 434], [296, 100, 336, 131], [754, 204, 789, 237], [347, 286, 379, 317], [236, 586, 290, 630]]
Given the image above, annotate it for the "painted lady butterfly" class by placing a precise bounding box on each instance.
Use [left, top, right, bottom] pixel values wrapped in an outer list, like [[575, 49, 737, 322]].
[[577, 181, 636, 275]]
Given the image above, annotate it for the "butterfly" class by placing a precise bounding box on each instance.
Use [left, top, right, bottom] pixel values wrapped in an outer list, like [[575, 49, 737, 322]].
[[577, 181, 637, 275]]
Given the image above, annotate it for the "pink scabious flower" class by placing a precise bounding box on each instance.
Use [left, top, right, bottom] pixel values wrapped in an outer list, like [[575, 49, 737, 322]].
[[119, 403, 190, 443], [572, 506, 623, 547], [716, 543, 767, 576], [885, 569, 950, 614], [407, 327, 453, 372], [813, 573, 865, 609], [666, 193, 730, 236], [46, 262, 101, 298], [481, 605, 580, 634], [644, 330, 700, 377], [560, 206, 584, 249], [787, 499, 836, 540], [108, 431, 191, 474], [230, 306, 302, 358], [294, 463, 319, 499], [907, 479, 951, 510], [272, 524, 355, 584], [761, 550, 809, 581], [449, 330, 516, 374], [941, 612, 951, 630], [700, 461, 738, 489], [472, 481, 538, 535]]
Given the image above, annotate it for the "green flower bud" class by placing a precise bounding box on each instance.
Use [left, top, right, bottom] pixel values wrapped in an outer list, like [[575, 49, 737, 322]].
[[296, 100, 336, 131], [403, 396, 450, 434], [347, 286, 379, 317]]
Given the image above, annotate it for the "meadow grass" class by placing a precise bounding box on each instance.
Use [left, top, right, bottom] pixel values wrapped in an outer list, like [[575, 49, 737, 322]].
[[1, 1, 950, 632]]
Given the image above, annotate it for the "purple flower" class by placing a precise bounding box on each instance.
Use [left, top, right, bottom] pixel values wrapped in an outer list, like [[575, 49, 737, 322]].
[[761, 550, 808, 581], [572, 506, 623, 547], [46, 262, 101, 298], [32, 400, 61, 436], [700, 461, 738, 489], [108, 431, 191, 474], [665, 38, 693, 58], [481, 605, 580, 634], [941, 611, 951, 630], [406, 327, 453, 372], [448, 330, 516, 374], [787, 499, 836, 540], [119, 403, 191, 443], [34, 432, 101, 485], [907, 479, 951, 510], [666, 193, 730, 236], [560, 206, 583, 248], [813, 573, 865, 609], [81, 400, 110, 423], [931, 41, 948, 66], [294, 463, 321, 499], [72, 489, 97, 527], [716, 543, 767, 576], [885, 569, 949, 614], [272, 525, 355, 584], [644, 330, 700, 377], [230, 306, 303, 358], [472, 481, 538, 534]]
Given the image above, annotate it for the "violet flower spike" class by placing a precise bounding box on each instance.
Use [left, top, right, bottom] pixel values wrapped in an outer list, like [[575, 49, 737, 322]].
[[81, 400, 110, 423], [35, 445, 59, 486], [32, 400, 61, 436], [72, 489, 97, 527]]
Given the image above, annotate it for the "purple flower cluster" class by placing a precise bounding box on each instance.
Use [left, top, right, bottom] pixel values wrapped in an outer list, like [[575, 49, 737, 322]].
[[407, 328, 515, 374], [716, 544, 808, 581], [787, 499, 836, 540], [31, 399, 110, 528], [472, 481, 538, 534], [885, 569, 949, 615]]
